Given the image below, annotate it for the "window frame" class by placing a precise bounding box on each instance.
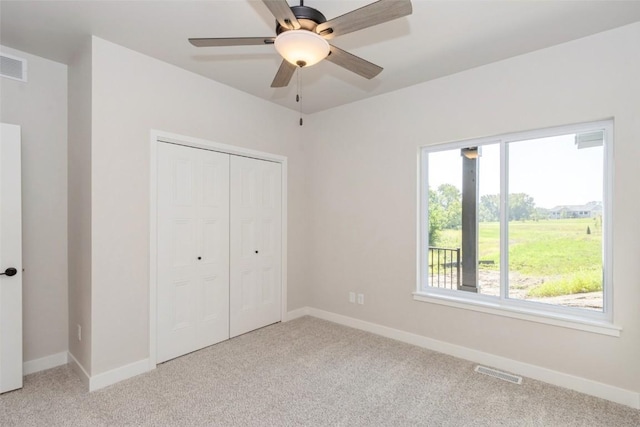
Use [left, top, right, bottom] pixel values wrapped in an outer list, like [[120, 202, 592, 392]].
[[416, 120, 616, 334]]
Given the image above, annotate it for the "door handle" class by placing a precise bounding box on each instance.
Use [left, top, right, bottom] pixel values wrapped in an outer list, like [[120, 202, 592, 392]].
[[0, 267, 17, 277]]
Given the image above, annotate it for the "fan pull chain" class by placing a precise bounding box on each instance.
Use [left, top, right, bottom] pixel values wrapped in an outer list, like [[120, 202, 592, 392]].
[[297, 67, 303, 126]]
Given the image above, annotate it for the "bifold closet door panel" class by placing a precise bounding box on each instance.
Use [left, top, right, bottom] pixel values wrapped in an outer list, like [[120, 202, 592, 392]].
[[157, 143, 230, 363], [230, 156, 282, 338]]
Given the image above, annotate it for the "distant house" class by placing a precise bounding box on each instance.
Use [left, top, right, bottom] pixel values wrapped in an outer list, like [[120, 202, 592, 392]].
[[548, 202, 602, 219]]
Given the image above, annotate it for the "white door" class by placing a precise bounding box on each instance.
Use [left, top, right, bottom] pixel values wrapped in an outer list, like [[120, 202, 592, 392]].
[[230, 156, 282, 338], [0, 123, 22, 393], [157, 143, 230, 363]]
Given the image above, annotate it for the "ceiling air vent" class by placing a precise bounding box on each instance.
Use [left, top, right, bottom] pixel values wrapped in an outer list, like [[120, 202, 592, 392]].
[[1, 53, 27, 82]]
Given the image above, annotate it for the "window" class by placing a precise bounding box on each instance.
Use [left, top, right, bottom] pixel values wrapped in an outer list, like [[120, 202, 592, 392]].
[[418, 120, 612, 324]]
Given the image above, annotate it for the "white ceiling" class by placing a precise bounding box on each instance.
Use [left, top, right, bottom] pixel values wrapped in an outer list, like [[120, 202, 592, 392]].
[[2, 1, 640, 113]]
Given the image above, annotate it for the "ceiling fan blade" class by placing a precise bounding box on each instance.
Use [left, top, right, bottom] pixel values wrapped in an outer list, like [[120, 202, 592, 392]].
[[325, 45, 383, 79], [271, 60, 297, 88], [316, 0, 412, 39], [189, 37, 275, 47], [262, 0, 301, 30]]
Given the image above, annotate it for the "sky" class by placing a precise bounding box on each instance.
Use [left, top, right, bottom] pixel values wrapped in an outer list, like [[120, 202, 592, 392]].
[[427, 134, 604, 209]]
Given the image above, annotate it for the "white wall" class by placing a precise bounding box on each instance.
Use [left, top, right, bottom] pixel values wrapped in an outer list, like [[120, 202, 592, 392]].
[[0, 46, 68, 363], [67, 39, 93, 373], [8, 19, 638, 404], [306, 23, 640, 394], [89, 37, 308, 375]]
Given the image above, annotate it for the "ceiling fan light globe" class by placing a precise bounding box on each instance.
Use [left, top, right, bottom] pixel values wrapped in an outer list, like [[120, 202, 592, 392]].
[[274, 30, 330, 67]]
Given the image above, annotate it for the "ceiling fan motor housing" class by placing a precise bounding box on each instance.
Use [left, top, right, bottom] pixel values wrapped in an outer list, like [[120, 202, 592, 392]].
[[276, 5, 327, 34]]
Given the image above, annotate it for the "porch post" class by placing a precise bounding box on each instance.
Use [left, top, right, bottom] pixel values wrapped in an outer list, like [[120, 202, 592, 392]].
[[460, 147, 479, 292]]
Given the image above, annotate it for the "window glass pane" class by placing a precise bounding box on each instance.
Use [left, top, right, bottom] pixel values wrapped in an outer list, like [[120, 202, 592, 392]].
[[426, 144, 500, 295], [426, 149, 462, 291], [506, 134, 604, 311]]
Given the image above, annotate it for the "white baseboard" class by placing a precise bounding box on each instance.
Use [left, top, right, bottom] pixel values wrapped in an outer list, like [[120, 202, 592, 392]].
[[89, 358, 150, 392], [68, 351, 90, 389], [304, 307, 640, 409], [284, 307, 310, 321], [23, 351, 68, 375]]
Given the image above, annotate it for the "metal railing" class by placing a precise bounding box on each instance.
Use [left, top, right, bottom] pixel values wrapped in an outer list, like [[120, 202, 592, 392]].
[[428, 246, 461, 290]]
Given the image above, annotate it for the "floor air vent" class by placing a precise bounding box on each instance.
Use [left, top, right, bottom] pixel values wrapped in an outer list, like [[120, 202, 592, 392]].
[[1, 53, 27, 82], [475, 365, 522, 384]]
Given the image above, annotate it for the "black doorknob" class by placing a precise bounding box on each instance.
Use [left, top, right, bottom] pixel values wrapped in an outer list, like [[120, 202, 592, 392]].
[[197, 257, 202, 260], [255, 250, 259, 254], [0, 268, 17, 277]]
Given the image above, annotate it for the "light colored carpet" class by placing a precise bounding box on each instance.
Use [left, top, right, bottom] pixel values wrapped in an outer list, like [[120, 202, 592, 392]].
[[1, 316, 639, 426]]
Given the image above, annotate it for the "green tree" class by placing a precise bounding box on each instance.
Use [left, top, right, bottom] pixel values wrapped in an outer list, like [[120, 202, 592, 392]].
[[430, 188, 536, 243], [437, 184, 462, 229], [428, 188, 445, 245], [479, 193, 537, 221], [428, 184, 462, 245], [480, 194, 500, 222], [509, 193, 535, 221], [535, 207, 549, 221]]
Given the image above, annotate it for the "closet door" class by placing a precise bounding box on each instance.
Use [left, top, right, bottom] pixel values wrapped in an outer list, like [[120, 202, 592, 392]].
[[230, 156, 282, 338], [157, 143, 230, 363]]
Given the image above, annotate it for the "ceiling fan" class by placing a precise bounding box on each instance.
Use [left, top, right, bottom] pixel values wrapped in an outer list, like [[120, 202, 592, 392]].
[[189, 0, 413, 88]]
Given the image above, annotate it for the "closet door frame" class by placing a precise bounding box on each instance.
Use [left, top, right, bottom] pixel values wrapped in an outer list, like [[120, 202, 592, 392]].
[[148, 130, 288, 370]]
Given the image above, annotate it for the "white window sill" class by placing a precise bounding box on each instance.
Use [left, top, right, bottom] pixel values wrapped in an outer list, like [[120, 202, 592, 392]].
[[413, 291, 621, 337]]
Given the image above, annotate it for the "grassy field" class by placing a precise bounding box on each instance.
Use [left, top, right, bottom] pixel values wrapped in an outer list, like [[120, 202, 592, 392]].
[[435, 218, 603, 297]]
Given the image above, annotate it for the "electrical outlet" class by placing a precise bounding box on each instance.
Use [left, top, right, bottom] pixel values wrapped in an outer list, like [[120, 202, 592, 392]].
[[77, 324, 82, 341], [357, 293, 364, 305], [349, 292, 356, 303]]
